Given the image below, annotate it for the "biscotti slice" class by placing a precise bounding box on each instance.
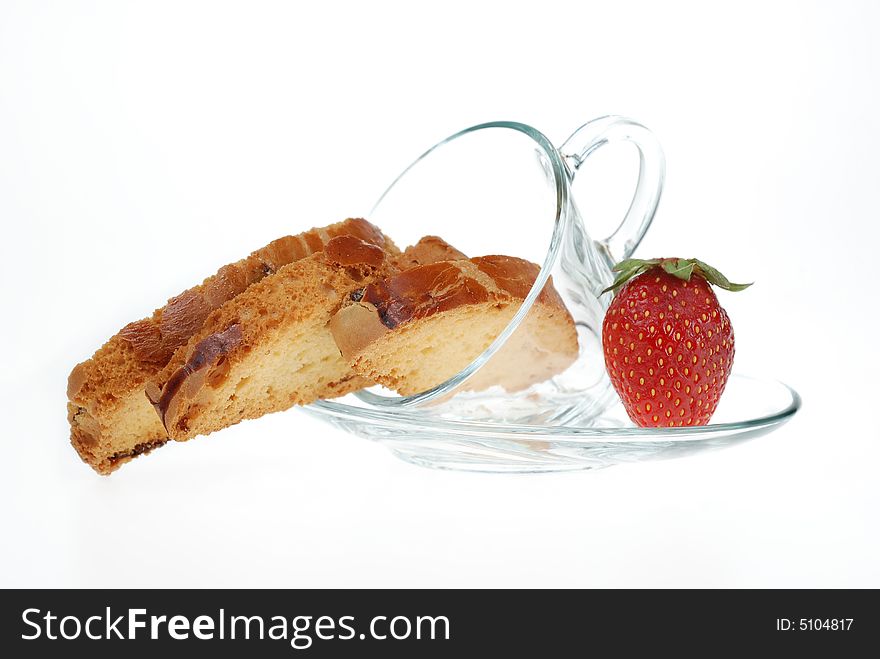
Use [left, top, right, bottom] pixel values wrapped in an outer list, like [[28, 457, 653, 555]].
[[68, 218, 397, 474], [145, 235, 466, 442], [145, 234, 400, 442], [330, 255, 579, 396]]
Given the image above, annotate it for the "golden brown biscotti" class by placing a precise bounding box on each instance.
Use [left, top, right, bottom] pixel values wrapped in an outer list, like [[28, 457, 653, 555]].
[[330, 255, 579, 396], [144, 234, 467, 442], [144, 236, 393, 441], [67, 218, 398, 474]]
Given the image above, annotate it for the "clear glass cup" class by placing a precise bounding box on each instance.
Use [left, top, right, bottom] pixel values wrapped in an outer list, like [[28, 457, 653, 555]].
[[351, 116, 665, 425]]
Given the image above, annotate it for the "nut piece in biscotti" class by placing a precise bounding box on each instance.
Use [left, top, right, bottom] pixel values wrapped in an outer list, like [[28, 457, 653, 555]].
[[145, 234, 399, 442], [330, 255, 579, 396], [67, 218, 398, 474]]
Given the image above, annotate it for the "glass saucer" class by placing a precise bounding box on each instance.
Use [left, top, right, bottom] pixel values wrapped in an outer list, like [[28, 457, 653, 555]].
[[302, 374, 801, 473]]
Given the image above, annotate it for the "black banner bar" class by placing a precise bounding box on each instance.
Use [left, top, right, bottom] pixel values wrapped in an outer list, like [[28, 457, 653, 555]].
[[1, 589, 876, 656]]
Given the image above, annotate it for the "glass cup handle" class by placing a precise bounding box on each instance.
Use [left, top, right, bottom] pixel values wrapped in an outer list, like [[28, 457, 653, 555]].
[[560, 115, 666, 265]]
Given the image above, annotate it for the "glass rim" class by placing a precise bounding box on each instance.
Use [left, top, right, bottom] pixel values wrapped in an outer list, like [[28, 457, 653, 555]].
[[309, 374, 802, 443], [355, 120, 571, 409]]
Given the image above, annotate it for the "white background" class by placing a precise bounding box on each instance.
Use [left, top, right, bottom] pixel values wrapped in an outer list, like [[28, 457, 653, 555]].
[[1, 0, 878, 587]]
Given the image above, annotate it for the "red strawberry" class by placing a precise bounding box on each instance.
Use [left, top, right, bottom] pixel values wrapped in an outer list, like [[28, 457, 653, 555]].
[[601, 258, 751, 427]]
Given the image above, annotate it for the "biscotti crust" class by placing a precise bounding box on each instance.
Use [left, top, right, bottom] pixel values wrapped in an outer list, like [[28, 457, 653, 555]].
[[68, 218, 397, 474], [116, 218, 394, 367], [392, 235, 467, 270]]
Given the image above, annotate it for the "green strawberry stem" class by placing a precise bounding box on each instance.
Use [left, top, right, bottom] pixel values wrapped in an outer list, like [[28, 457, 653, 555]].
[[602, 258, 753, 295]]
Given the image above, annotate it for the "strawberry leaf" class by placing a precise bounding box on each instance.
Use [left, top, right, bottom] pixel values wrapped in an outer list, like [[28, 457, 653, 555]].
[[662, 259, 695, 281], [612, 258, 659, 273], [602, 268, 641, 294], [602, 260, 657, 294], [603, 257, 752, 295], [692, 259, 753, 291]]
